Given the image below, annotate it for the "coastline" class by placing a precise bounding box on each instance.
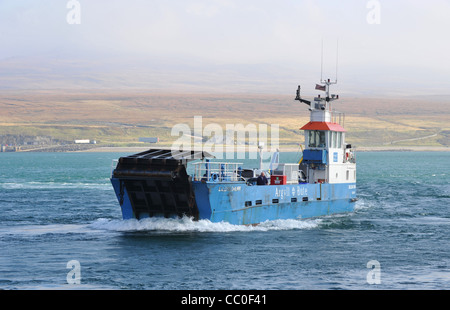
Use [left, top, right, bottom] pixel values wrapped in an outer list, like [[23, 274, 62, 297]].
[[80, 145, 450, 153], [7, 144, 449, 153]]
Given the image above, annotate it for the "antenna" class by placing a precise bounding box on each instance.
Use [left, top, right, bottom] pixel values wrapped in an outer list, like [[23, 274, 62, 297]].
[[320, 39, 324, 82], [314, 40, 340, 106], [320, 39, 339, 84], [335, 40, 339, 83]]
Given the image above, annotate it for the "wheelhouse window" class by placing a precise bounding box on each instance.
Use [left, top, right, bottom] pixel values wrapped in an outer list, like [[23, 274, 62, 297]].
[[332, 131, 337, 148], [308, 130, 326, 148]]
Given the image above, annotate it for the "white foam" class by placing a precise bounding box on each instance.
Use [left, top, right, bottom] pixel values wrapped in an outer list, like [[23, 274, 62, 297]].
[[0, 217, 321, 237], [89, 216, 321, 233], [354, 197, 374, 211], [0, 224, 91, 236], [0, 181, 110, 190]]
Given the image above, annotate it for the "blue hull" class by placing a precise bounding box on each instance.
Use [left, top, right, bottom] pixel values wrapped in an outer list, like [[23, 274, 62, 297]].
[[111, 177, 356, 225], [193, 182, 356, 225]]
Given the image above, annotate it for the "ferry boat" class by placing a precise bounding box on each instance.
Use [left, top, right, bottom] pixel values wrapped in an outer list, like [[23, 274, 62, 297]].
[[110, 79, 357, 225]]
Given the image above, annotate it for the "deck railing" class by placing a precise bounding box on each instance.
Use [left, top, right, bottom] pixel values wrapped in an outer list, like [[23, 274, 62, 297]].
[[193, 161, 243, 182], [331, 110, 345, 127]]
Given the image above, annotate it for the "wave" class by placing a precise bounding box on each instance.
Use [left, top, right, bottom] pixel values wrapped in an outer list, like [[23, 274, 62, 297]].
[[0, 217, 321, 237], [89, 216, 322, 233], [0, 224, 91, 236], [0, 181, 111, 190], [354, 197, 374, 211]]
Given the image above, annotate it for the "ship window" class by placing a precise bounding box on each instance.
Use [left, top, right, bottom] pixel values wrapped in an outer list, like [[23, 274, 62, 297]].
[[302, 197, 308, 202], [337, 132, 342, 148], [255, 200, 262, 205], [346, 170, 349, 180], [272, 199, 279, 204], [308, 130, 326, 148], [245, 201, 252, 207], [291, 198, 297, 202], [319, 131, 325, 147], [308, 131, 315, 147], [332, 131, 337, 148]]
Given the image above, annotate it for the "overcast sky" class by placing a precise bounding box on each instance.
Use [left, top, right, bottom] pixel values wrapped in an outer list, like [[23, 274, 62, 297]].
[[1, 0, 449, 95]]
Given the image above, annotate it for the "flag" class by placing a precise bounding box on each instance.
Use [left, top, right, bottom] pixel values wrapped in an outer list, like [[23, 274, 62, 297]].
[[315, 84, 326, 91]]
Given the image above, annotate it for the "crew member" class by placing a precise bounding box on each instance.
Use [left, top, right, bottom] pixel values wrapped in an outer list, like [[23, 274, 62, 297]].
[[257, 171, 268, 185]]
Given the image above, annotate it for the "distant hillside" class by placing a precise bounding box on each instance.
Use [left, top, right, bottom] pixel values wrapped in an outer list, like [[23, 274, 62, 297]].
[[0, 90, 449, 150]]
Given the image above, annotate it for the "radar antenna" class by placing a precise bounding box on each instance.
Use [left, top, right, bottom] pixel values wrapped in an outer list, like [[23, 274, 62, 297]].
[[296, 40, 340, 107]]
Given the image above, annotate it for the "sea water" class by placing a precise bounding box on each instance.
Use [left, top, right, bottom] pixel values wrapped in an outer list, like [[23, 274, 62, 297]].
[[0, 151, 449, 289]]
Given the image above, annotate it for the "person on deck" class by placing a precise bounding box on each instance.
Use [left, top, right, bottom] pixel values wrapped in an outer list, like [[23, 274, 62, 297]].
[[257, 171, 268, 185]]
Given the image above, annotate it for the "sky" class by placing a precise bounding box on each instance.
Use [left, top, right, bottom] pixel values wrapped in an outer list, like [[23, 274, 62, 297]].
[[1, 0, 450, 96]]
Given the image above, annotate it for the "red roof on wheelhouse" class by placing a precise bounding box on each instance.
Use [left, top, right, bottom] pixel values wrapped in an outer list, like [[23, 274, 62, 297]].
[[300, 121, 346, 132]]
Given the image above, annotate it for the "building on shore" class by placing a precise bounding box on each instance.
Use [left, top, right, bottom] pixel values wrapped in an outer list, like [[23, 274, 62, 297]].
[[74, 139, 97, 144], [138, 137, 159, 143]]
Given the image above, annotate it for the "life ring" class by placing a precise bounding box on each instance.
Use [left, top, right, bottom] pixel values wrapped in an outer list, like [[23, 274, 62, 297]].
[[211, 173, 219, 182]]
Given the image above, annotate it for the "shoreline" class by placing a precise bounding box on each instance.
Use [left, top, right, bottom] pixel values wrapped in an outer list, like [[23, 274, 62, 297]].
[[80, 145, 450, 153], [6, 144, 449, 153]]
